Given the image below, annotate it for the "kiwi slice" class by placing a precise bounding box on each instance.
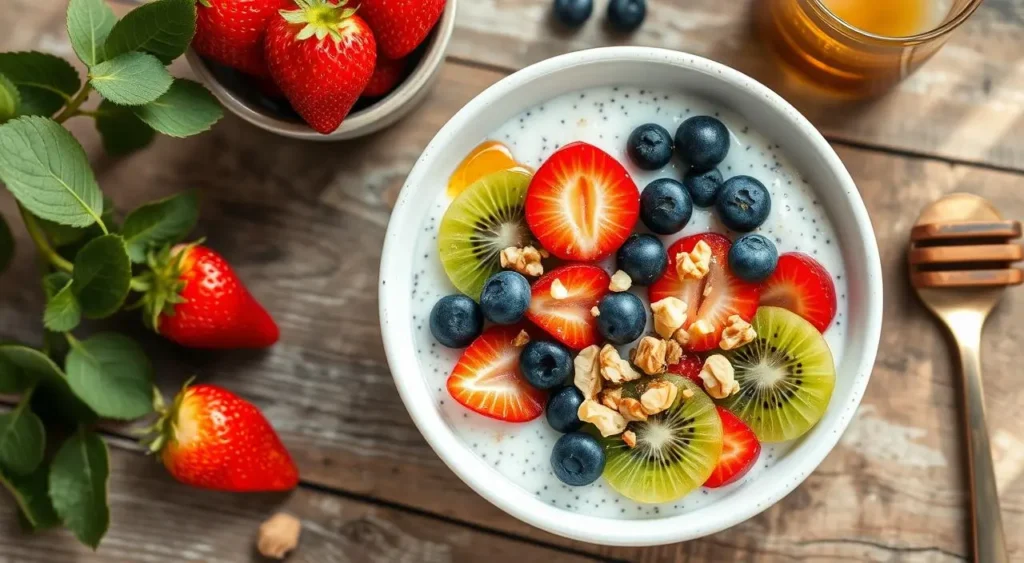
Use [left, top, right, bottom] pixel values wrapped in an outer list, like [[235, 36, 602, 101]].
[[438, 169, 534, 300], [720, 306, 836, 443], [601, 376, 723, 503]]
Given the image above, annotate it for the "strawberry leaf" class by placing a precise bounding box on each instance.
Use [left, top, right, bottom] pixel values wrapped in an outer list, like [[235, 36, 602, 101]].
[[95, 99, 154, 155], [0, 394, 46, 475], [71, 234, 131, 318], [0, 461, 60, 531], [0, 73, 19, 123], [65, 333, 154, 420], [66, 0, 117, 67], [132, 79, 223, 137], [0, 52, 80, 118], [48, 430, 110, 549], [103, 0, 196, 64], [0, 116, 104, 228], [89, 52, 172, 106], [43, 273, 82, 333], [0, 211, 12, 274], [0, 353, 25, 394], [0, 345, 96, 424], [121, 190, 198, 262]]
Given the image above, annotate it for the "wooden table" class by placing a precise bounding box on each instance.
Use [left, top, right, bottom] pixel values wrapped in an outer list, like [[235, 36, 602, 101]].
[[3, 1, 1023, 561]]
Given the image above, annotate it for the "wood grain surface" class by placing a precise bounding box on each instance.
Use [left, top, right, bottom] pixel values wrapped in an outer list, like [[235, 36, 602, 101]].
[[2, 1, 1023, 561]]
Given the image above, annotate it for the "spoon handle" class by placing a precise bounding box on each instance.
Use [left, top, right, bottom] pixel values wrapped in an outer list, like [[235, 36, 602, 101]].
[[953, 326, 1008, 563]]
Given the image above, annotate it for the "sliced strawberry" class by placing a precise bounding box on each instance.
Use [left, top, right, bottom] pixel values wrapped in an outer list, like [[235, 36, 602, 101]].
[[447, 325, 546, 422], [759, 253, 837, 333], [525, 142, 639, 261], [666, 351, 704, 385], [649, 233, 760, 351], [526, 264, 610, 350], [704, 407, 761, 488]]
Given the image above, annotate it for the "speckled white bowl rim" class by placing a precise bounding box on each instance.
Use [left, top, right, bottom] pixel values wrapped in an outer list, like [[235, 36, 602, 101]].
[[379, 47, 883, 547]]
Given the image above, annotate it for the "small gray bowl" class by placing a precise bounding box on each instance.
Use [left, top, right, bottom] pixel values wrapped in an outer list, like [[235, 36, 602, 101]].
[[186, 0, 457, 141]]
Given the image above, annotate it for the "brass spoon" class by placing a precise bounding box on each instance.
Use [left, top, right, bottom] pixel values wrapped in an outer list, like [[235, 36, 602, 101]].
[[910, 193, 1021, 563]]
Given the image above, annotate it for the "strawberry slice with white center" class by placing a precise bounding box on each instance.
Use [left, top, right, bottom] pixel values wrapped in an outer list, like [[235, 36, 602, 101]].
[[447, 325, 546, 422], [649, 233, 759, 351], [525, 142, 639, 261], [704, 406, 761, 488], [759, 252, 837, 333], [526, 264, 610, 350]]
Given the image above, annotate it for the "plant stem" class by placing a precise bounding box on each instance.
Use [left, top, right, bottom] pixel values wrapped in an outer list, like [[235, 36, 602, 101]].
[[19, 204, 74, 273], [65, 332, 83, 351], [14, 386, 35, 413], [52, 84, 93, 124]]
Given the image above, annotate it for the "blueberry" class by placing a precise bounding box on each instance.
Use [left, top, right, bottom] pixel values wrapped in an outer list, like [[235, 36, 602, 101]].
[[596, 292, 646, 345], [675, 115, 730, 170], [684, 167, 724, 208], [616, 234, 667, 286], [553, 0, 593, 28], [479, 271, 531, 324], [520, 341, 574, 390], [715, 175, 771, 232], [429, 295, 484, 348], [728, 234, 778, 282], [546, 387, 585, 433], [627, 124, 673, 170], [640, 178, 692, 235], [551, 432, 605, 486], [606, 0, 646, 32]]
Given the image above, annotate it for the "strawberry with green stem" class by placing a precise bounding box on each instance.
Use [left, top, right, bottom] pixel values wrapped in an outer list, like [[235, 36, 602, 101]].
[[192, 0, 293, 77]]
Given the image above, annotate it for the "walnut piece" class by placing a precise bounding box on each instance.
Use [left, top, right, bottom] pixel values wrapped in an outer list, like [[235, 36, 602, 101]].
[[700, 354, 740, 399], [703, 283, 713, 297], [687, 319, 715, 342], [574, 345, 603, 400], [257, 513, 301, 560], [500, 245, 544, 277], [599, 387, 622, 411], [622, 430, 637, 448], [591, 306, 600, 317], [720, 315, 756, 350], [511, 330, 530, 347], [578, 399, 627, 436], [672, 328, 690, 347], [665, 339, 683, 365], [618, 397, 648, 422], [640, 379, 678, 415], [599, 344, 641, 384], [633, 336, 667, 376], [609, 270, 632, 292], [550, 278, 569, 299], [675, 240, 712, 280], [681, 388, 695, 399], [651, 297, 687, 339]]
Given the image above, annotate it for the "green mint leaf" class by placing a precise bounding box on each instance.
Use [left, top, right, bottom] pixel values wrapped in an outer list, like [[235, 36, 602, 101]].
[[39, 219, 86, 248], [89, 52, 172, 106], [0, 52, 81, 118], [0, 72, 19, 123], [66, 0, 117, 66], [0, 396, 46, 475], [0, 353, 25, 394], [49, 430, 110, 549], [43, 272, 72, 299], [122, 190, 198, 262], [103, 0, 197, 64], [0, 345, 95, 423], [0, 116, 104, 228], [0, 211, 12, 274], [1, 462, 60, 530], [133, 79, 223, 138], [71, 234, 131, 319], [95, 99, 154, 155], [43, 277, 82, 333], [65, 333, 154, 420]]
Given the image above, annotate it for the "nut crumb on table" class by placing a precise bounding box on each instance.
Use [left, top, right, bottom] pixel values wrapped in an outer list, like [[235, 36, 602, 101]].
[[257, 513, 301, 560]]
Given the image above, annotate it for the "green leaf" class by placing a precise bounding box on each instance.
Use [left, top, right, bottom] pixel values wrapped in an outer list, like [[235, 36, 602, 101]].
[[71, 234, 131, 318], [0, 116, 104, 228], [43, 272, 71, 299], [0, 345, 95, 423], [65, 333, 153, 420], [0, 73, 19, 123], [1, 462, 60, 530], [49, 430, 110, 549], [44, 277, 82, 333], [0, 52, 80, 118], [0, 354, 24, 394], [122, 190, 198, 262], [133, 79, 223, 138], [39, 219, 86, 248], [103, 0, 196, 64], [66, 0, 117, 67], [95, 99, 154, 155], [89, 52, 172, 106], [0, 396, 45, 475], [0, 211, 12, 274]]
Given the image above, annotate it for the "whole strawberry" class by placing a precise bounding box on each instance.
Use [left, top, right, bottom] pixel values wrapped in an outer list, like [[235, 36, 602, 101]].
[[362, 55, 407, 97], [359, 0, 446, 59], [265, 0, 377, 134], [138, 244, 279, 349], [148, 384, 299, 492], [192, 0, 292, 77]]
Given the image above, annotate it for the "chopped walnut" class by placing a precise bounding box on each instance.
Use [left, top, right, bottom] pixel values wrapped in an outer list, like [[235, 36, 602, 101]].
[[618, 397, 648, 422], [700, 355, 740, 399], [687, 319, 715, 342], [257, 513, 301, 560], [665, 339, 683, 365], [720, 315, 756, 350], [676, 240, 712, 280], [574, 345, 603, 400], [599, 387, 622, 411], [500, 245, 545, 277], [550, 278, 568, 299], [538, 248, 550, 258], [622, 430, 637, 448], [640, 379, 678, 415], [578, 399, 627, 436], [703, 283, 713, 297], [591, 306, 600, 317], [651, 297, 687, 339], [511, 330, 530, 347], [681, 388, 695, 399], [632, 336, 667, 376], [599, 344, 641, 384], [609, 270, 632, 292], [672, 328, 690, 347]]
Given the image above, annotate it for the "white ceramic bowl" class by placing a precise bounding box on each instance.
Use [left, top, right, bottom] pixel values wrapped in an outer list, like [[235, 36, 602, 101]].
[[380, 47, 883, 546], [186, 0, 457, 141]]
